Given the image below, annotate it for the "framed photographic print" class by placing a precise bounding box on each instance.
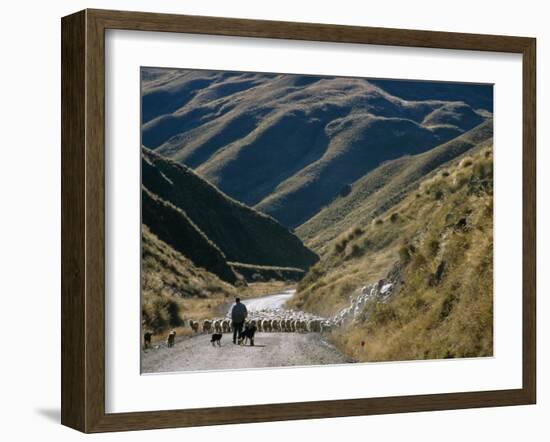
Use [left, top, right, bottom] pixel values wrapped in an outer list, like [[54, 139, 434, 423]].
[[61, 9, 536, 433]]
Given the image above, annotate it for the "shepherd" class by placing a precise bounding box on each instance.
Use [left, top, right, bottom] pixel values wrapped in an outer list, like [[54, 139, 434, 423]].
[[230, 297, 248, 344]]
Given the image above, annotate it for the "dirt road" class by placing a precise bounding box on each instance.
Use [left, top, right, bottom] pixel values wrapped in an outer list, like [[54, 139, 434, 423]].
[[141, 331, 350, 373], [141, 289, 352, 373]]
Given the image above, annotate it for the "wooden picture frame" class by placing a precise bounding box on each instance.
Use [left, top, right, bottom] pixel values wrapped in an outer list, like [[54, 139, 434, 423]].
[[61, 8, 536, 433]]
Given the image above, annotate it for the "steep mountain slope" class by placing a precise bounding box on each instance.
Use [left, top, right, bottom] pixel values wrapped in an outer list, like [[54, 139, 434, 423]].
[[141, 68, 492, 228], [250, 114, 469, 228], [289, 146, 493, 361], [369, 79, 494, 112], [297, 120, 493, 253], [142, 187, 238, 283], [142, 148, 318, 270]]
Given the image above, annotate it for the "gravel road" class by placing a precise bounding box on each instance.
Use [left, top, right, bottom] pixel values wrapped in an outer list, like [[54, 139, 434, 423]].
[[141, 331, 350, 373], [141, 289, 352, 373]]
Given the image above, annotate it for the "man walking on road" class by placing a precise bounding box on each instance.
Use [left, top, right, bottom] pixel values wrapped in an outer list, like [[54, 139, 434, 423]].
[[231, 297, 248, 344]]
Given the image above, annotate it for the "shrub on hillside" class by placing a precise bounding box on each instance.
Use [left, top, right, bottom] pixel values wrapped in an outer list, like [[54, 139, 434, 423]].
[[142, 293, 183, 333], [348, 243, 364, 259], [428, 240, 440, 256]]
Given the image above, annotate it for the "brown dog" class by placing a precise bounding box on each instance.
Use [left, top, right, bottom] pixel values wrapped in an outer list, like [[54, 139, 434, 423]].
[[167, 330, 176, 348]]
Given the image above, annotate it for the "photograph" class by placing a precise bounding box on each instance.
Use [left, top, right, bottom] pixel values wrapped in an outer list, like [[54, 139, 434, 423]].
[[140, 67, 494, 374], [0, 0, 543, 436]]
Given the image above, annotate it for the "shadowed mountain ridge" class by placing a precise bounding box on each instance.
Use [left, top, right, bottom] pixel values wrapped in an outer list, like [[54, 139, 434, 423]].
[[142, 148, 319, 271], [141, 68, 492, 228]]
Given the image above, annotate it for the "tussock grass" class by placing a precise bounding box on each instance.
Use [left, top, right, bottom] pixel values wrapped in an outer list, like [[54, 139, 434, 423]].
[[297, 121, 493, 254], [141, 226, 237, 334], [288, 235, 399, 317], [294, 147, 494, 361]]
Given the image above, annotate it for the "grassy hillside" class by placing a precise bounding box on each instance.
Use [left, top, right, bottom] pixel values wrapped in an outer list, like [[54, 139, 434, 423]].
[[142, 187, 238, 283], [142, 68, 492, 228], [251, 114, 454, 227], [142, 148, 318, 270], [297, 120, 493, 253], [140, 69, 494, 354], [289, 146, 493, 361], [369, 79, 494, 112], [142, 226, 236, 333]]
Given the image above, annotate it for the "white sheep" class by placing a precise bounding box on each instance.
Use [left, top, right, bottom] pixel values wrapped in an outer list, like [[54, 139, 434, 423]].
[[189, 320, 199, 333], [222, 319, 231, 333], [285, 318, 292, 332], [262, 319, 272, 332], [290, 319, 297, 332]]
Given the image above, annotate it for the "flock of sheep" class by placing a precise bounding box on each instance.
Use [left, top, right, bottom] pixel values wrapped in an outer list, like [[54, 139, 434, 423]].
[[187, 307, 335, 335], [144, 279, 395, 349], [332, 280, 394, 324]]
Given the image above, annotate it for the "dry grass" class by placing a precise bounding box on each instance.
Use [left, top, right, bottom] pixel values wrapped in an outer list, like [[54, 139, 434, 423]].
[[296, 146, 494, 361], [142, 226, 297, 340], [141, 226, 237, 333], [297, 122, 493, 254], [287, 245, 397, 317]]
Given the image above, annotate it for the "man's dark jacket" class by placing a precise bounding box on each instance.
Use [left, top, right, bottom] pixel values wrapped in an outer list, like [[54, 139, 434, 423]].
[[231, 302, 248, 323]]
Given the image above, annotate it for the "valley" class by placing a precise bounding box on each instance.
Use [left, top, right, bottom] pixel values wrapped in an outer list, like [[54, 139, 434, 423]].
[[140, 67, 494, 366]]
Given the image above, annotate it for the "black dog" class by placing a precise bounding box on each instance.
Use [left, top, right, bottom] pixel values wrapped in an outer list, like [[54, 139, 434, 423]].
[[239, 324, 257, 346], [210, 333, 222, 347], [143, 331, 152, 349]]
